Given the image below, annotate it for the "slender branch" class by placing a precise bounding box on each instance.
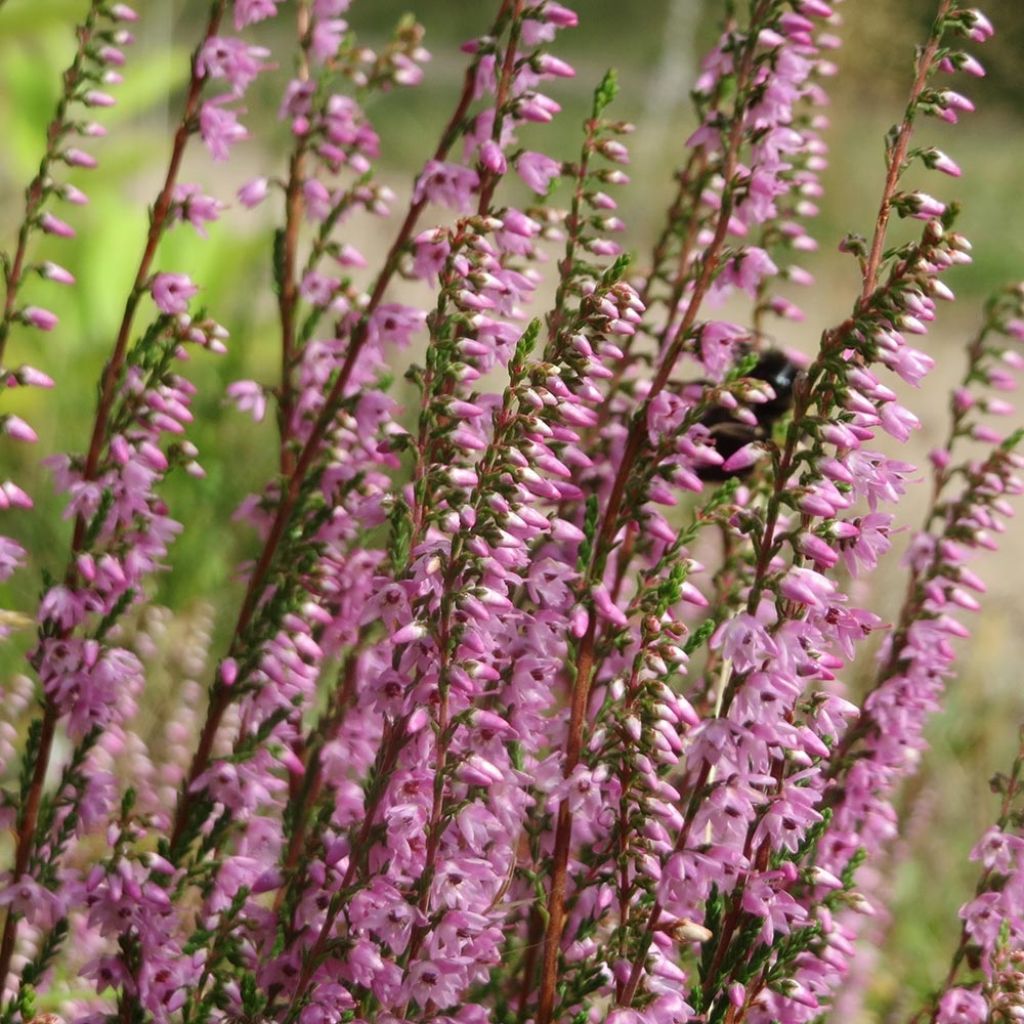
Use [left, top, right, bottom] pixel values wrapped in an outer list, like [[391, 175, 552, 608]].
[[0, 0, 104, 364], [276, 0, 312, 476], [860, 0, 954, 299], [477, 0, 524, 215]]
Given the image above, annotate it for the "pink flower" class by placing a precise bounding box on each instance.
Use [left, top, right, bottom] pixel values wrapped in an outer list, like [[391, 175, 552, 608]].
[[779, 567, 838, 609], [413, 160, 479, 212], [312, 18, 348, 63], [21, 306, 58, 331], [516, 150, 562, 194], [534, 54, 575, 79], [82, 91, 116, 109], [199, 99, 248, 161], [699, 321, 748, 377], [0, 876, 66, 929], [226, 380, 267, 422], [237, 176, 270, 208], [405, 959, 464, 1010], [369, 304, 426, 348], [936, 987, 988, 1024], [151, 273, 198, 315], [40, 261, 75, 284], [198, 36, 271, 94], [234, 0, 284, 29], [39, 211, 75, 237], [64, 147, 98, 167], [479, 139, 507, 175], [172, 183, 223, 237]]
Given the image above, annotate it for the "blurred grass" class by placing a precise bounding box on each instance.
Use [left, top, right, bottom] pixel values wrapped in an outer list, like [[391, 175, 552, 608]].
[[1, 0, 1023, 1015]]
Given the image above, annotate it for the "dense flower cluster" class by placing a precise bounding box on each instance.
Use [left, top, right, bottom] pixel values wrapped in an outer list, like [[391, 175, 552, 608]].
[[0, 2, 1021, 1024]]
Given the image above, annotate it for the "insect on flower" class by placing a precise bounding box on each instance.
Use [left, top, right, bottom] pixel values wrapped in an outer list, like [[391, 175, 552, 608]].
[[697, 349, 801, 480]]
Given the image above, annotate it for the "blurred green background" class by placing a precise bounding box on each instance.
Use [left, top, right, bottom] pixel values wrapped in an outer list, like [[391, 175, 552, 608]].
[[1, 0, 1023, 1016]]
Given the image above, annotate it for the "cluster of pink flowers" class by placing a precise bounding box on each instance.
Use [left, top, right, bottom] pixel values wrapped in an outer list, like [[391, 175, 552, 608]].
[[0, 1, 1021, 1024], [0, 0, 136, 618]]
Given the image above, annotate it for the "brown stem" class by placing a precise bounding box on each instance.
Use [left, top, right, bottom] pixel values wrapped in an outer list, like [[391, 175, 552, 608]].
[[74, 2, 227, 548], [860, 0, 953, 299], [276, 1, 312, 477], [0, 706, 57, 985], [477, 0, 524, 216]]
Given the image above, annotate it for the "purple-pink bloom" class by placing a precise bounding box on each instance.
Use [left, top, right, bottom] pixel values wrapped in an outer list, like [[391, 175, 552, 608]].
[[151, 273, 198, 315], [516, 150, 562, 194], [21, 306, 58, 331], [0, 876, 66, 929], [226, 380, 267, 422], [172, 183, 224, 237], [237, 176, 270, 208], [234, 0, 284, 29], [39, 211, 76, 237], [199, 99, 248, 161], [198, 36, 271, 93], [413, 160, 480, 212], [936, 988, 988, 1024]]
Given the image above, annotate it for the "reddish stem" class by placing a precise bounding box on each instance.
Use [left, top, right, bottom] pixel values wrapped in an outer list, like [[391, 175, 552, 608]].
[[476, 0, 524, 216], [276, 0, 312, 476], [860, 0, 953, 299]]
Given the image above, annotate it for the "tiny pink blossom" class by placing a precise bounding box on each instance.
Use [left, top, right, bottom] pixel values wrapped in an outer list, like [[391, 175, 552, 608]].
[[59, 183, 89, 205], [0, 876, 65, 929], [479, 139, 507, 175], [172, 183, 223, 237], [237, 176, 270, 208], [414, 160, 480, 212], [39, 211, 75, 237], [234, 0, 285, 29], [151, 273, 198, 315], [63, 147, 98, 168], [0, 482, 32, 509], [40, 261, 75, 285], [2, 415, 38, 443], [226, 380, 267, 422], [534, 53, 575, 78], [199, 100, 248, 161], [21, 306, 58, 331]]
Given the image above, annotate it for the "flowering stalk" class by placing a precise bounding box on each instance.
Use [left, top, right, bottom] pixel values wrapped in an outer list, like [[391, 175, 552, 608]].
[[861, 0, 955, 298], [927, 723, 1024, 1024], [164, 0, 512, 868], [0, 0, 135, 598], [0, 0, 262, 1000], [536, 4, 842, 1019]]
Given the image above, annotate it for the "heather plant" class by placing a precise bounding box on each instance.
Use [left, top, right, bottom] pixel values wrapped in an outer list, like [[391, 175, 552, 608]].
[[0, 1, 1022, 1024]]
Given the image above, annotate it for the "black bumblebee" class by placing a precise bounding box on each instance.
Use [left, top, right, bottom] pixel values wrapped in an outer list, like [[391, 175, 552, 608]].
[[697, 349, 800, 481]]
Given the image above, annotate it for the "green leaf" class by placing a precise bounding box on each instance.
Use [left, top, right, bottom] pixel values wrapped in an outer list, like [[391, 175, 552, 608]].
[[593, 68, 619, 116]]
